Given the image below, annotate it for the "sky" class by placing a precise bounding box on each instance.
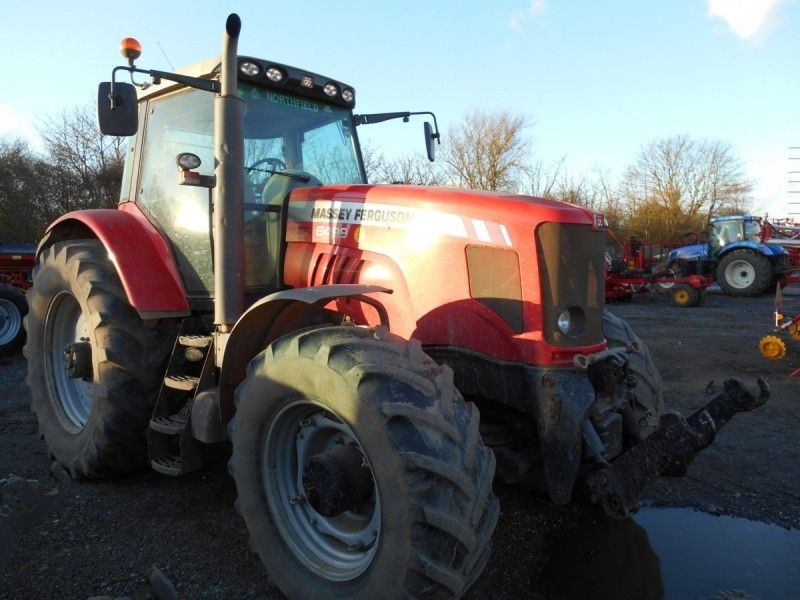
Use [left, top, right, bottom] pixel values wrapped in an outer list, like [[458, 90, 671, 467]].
[[0, 0, 797, 216]]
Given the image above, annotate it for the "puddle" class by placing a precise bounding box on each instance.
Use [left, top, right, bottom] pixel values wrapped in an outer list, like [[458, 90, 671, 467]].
[[538, 507, 800, 600]]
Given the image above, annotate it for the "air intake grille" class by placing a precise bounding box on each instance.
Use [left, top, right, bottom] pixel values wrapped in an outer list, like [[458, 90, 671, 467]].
[[466, 246, 524, 333]]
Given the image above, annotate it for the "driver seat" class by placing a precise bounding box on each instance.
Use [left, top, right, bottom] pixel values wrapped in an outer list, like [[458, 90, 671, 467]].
[[261, 170, 322, 206]]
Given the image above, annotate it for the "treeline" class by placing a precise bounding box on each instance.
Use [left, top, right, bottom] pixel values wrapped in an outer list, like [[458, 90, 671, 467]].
[[0, 106, 124, 243], [367, 110, 753, 241]]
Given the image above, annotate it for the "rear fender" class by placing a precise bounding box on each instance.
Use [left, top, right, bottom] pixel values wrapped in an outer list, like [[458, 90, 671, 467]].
[[718, 241, 785, 259], [39, 206, 189, 318], [218, 284, 392, 421]]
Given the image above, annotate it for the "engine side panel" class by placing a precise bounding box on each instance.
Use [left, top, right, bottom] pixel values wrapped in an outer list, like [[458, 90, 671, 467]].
[[283, 184, 606, 366]]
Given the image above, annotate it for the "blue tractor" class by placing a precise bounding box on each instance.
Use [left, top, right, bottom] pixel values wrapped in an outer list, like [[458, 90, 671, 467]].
[[665, 215, 790, 296]]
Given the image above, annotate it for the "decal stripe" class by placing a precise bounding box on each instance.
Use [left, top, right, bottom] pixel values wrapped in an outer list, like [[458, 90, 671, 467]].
[[500, 224, 512, 246], [472, 219, 492, 242]]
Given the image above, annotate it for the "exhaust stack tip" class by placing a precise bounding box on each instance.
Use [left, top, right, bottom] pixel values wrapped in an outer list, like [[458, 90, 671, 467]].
[[226, 13, 241, 38]]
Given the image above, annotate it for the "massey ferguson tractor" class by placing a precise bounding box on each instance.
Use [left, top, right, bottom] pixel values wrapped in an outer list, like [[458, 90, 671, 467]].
[[24, 14, 769, 598]]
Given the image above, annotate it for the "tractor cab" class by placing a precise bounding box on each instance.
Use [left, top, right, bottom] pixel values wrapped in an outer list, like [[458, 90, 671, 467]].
[[117, 59, 366, 304], [709, 215, 762, 257]]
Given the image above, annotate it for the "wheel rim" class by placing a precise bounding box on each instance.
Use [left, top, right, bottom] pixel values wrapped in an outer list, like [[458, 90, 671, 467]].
[[724, 260, 756, 289], [0, 297, 22, 346], [674, 289, 690, 305], [263, 399, 381, 581], [46, 292, 94, 430]]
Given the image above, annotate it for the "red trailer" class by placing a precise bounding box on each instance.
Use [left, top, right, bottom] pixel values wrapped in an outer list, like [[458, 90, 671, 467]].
[[0, 243, 35, 354]]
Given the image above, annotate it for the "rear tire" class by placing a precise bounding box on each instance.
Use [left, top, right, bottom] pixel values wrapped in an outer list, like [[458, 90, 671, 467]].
[[716, 249, 772, 296], [24, 240, 178, 477], [229, 325, 499, 599], [0, 283, 27, 355]]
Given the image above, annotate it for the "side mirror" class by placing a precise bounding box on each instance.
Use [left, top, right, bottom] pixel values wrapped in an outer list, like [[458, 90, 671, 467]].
[[97, 82, 138, 136], [424, 121, 437, 162]]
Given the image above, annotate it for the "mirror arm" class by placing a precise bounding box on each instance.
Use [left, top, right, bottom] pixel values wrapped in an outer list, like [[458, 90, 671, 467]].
[[108, 65, 221, 109], [354, 110, 441, 144]]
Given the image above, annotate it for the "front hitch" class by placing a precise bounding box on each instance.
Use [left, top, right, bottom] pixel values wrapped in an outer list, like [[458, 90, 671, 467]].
[[586, 377, 770, 518]]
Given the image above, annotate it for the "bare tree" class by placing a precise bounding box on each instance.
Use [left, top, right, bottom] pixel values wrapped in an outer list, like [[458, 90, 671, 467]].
[[0, 105, 126, 243], [0, 138, 50, 242], [620, 135, 752, 239], [39, 104, 126, 211], [371, 153, 448, 186], [442, 110, 530, 192]]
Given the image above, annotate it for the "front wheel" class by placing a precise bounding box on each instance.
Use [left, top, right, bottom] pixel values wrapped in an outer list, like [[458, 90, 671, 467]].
[[716, 249, 772, 296], [229, 325, 499, 598], [0, 283, 27, 355]]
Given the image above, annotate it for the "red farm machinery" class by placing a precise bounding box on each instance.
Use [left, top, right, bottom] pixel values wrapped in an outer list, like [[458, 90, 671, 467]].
[[0, 243, 35, 355], [22, 15, 770, 598], [604, 231, 711, 307]]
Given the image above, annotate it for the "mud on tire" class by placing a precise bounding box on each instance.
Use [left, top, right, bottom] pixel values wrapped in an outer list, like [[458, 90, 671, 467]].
[[24, 240, 178, 478], [228, 325, 499, 599], [602, 310, 664, 440]]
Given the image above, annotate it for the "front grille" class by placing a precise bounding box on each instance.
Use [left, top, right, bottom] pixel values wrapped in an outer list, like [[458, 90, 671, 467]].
[[536, 222, 605, 346]]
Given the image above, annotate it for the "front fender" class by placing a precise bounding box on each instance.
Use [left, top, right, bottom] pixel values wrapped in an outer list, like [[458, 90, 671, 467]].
[[218, 284, 392, 421], [40, 204, 189, 318]]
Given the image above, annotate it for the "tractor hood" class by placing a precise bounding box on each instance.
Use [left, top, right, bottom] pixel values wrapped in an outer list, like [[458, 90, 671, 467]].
[[667, 243, 708, 262], [286, 183, 600, 238]]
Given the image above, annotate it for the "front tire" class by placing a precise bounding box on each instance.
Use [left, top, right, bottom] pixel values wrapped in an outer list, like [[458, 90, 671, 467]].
[[24, 240, 178, 477], [602, 310, 664, 440], [229, 325, 499, 599], [716, 249, 772, 296], [0, 283, 27, 355]]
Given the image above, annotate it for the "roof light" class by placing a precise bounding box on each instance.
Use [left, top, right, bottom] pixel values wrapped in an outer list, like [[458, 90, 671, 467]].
[[342, 88, 354, 103], [239, 61, 261, 77], [119, 37, 142, 66], [265, 66, 284, 82], [323, 83, 339, 97], [300, 75, 314, 88]]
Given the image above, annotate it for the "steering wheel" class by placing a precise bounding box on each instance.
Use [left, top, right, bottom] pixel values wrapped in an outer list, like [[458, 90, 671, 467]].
[[247, 157, 287, 173]]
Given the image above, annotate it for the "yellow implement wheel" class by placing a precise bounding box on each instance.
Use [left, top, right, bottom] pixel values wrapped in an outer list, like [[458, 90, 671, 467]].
[[671, 284, 699, 307], [759, 335, 787, 360], [789, 322, 800, 341]]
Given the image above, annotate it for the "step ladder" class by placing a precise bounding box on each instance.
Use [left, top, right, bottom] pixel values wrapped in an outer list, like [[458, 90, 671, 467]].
[[148, 325, 215, 477]]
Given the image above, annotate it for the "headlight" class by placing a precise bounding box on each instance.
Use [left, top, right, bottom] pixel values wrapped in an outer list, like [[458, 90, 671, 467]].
[[556, 307, 585, 337]]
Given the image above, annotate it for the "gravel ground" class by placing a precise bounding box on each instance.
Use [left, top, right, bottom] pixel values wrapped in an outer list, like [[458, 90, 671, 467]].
[[1, 289, 798, 599]]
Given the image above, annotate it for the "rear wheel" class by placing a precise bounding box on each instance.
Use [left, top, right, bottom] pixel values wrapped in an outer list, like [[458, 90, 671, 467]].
[[716, 249, 772, 296], [653, 261, 684, 294], [0, 284, 27, 355], [229, 325, 499, 598], [24, 240, 178, 477]]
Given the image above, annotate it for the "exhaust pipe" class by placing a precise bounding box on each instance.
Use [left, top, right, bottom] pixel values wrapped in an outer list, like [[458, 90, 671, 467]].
[[213, 13, 245, 329]]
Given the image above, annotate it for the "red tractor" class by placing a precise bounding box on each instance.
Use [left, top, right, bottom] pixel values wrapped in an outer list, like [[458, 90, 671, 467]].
[[24, 15, 768, 598]]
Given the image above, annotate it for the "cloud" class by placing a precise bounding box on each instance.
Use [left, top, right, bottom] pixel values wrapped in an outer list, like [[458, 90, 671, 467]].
[[507, 0, 548, 33], [0, 105, 38, 143], [706, 0, 789, 39]]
